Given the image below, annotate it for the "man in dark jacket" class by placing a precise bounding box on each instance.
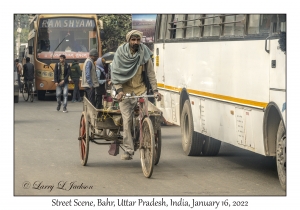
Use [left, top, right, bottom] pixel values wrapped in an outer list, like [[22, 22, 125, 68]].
[[54, 54, 70, 113], [70, 59, 82, 102], [23, 57, 34, 91]]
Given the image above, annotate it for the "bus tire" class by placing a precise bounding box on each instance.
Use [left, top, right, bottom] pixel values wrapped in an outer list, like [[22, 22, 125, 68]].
[[201, 136, 221, 156], [37, 90, 46, 100], [181, 100, 202, 156], [276, 120, 286, 190]]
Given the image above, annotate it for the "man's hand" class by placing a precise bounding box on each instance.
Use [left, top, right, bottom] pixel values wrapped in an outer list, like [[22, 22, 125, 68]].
[[154, 91, 162, 101], [59, 81, 64, 86], [116, 91, 124, 102], [55, 82, 58, 87]]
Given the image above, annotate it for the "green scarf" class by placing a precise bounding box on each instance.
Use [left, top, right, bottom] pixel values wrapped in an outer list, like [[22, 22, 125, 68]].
[[111, 43, 153, 84]]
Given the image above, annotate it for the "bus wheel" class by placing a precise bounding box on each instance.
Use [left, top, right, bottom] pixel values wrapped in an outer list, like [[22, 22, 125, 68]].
[[181, 100, 202, 156], [276, 120, 286, 190], [37, 90, 46, 100], [201, 136, 221, 156]]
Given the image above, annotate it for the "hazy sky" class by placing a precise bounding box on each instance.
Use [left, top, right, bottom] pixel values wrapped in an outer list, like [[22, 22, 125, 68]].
[[132, 14, 157, 20]]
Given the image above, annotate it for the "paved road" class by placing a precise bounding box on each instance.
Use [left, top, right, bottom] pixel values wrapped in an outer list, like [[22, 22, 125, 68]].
[[14, 93, 285, 197]]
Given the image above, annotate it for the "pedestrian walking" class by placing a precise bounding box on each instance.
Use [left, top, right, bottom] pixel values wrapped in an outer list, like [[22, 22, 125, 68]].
[[54, 54, 70, 113]]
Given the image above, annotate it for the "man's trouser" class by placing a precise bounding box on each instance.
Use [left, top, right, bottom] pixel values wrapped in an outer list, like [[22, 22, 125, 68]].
[[72, 78, 80, 101], [119, 97, 137, 155], [18, 74, 21, 91], [85, 87, 96, 107], [56, 82, 68, 109], [95, 86, 103, 109]]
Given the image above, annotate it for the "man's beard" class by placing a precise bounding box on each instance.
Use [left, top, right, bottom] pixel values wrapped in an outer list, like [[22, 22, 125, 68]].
[[132, 44, 139, 51]]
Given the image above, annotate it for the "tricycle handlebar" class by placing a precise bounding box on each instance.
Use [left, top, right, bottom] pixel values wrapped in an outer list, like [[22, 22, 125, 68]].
[[123, 95, 155, 99]]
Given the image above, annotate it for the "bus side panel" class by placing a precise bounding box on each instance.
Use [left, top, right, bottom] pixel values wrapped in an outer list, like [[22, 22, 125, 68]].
[[189, 95, 202, 135], [269, 39, 286, 126], [158, 41, 270, 104], [157, 90, 181, 125], [157, 40, 271, 156], [192, 96, 266, 155]]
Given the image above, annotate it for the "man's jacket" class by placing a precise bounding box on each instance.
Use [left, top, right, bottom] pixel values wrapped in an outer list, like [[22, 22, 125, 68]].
[[70, 62, 82, 79], [23, 62, 34, 80], [54, 62, 70, 84]]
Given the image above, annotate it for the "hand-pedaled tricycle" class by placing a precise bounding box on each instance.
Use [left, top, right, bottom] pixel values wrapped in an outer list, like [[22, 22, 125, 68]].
[[78, 93, 162, 178]]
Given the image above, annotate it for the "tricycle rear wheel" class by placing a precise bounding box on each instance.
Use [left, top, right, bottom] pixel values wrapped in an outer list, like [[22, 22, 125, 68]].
[[22, 82, 29, 101], [79, 112, 89, 166]]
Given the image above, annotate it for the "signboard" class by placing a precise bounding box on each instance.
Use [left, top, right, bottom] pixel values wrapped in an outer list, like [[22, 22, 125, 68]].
[[39, 18, 95, 28], [37, 52, 89, 59], [132, 14, 157, 51]]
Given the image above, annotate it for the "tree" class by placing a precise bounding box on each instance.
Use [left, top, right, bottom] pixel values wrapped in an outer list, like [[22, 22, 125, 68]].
[[14, 14, 31, 57], [14, 14, 30, 28], [14, 28, 29, 43], [98, 15, 132, 53]]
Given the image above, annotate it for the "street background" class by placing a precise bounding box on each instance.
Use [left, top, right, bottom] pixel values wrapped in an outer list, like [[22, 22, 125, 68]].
[[14, 93, 285, 196]]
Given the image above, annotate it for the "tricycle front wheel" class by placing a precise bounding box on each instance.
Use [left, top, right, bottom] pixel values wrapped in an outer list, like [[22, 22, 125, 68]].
[[140, 117, 155, 178], [79, 112, 90, 166]]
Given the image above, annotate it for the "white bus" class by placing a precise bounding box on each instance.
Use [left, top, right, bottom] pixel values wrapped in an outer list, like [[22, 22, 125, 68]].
[[154, 14, 286, 189]]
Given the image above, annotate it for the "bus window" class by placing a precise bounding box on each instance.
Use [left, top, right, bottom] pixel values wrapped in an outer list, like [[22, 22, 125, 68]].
[[248, 15, 260, 34], [89, 31, 97, 50], [186, 14, 201, 38], [166, 15, 174, 39], [203, 15, 220, 37], [259, 14, 273, 34], [235, 15, 244, 36], [158, 14, 167, 40], [223, 15, 245, 36], [175, 14, 185, 39]]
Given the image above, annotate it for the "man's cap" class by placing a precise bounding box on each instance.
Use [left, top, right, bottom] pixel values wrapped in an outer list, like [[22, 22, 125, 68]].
[[126, 30, 143, 42], [89, 49, 99, 56]]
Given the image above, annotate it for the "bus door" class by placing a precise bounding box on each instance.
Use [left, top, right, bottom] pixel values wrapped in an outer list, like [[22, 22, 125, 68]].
[[266, 15, 286, 122]]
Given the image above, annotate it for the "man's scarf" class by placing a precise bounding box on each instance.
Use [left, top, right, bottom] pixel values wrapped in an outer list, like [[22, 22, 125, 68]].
[[111, 43, 153, 84]]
